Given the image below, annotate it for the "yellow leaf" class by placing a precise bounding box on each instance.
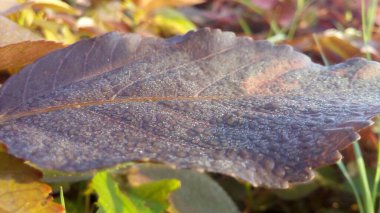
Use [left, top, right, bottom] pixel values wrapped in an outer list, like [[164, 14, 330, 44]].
[[29, 0, 80, 15], [0, 145, 64, 212], [152, 8, 196, 36]]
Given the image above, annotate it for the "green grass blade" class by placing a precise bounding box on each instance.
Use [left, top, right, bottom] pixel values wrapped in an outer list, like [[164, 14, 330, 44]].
[[60, 186, 66, 213], [366, 0, 378, 41], [372, 139, 380, 209], [312, 33, 329, 66], [361, 0, 368, 42], [361, 0, 373, 59], [354, 142, 374, 213], [238, 17, 253, 35], [337, 160, 365, 213], [287, 0, 305, 39]]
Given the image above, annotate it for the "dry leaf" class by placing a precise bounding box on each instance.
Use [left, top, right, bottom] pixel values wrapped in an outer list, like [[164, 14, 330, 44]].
[[136, 0, 205, 14], [0, 16, 64, 71], [0, 29, 379, 188], [0, 148, 64, 212]]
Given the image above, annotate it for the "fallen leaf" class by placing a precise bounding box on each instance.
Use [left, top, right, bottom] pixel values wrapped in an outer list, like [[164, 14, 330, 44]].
[[0, 16, 65, 71], [136, 0, 205, 14], [0, 16, 42, 46], [132, 164, 240, 213], [152, 8, 197, 37], [30, 0, 80, 15], [0, 146, 64, 212], [0, 0, 22, 15], [318, 32, 363, 60], [0, 28, 379, 188]]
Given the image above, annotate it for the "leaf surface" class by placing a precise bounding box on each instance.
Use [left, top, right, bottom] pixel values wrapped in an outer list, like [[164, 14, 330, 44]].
[[0, 16, 64, 71], [92, 171, 179, 213], [128, 178, 181, 212], [0, 146, 64, 212], [92, 171, 138, 213], [0, 28, 380, 188], [133, 164, 240, 213]]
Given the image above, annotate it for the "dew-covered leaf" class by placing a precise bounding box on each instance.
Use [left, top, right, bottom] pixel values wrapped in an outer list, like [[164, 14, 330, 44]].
[[0, 146, 64, 212], [0, 28, 379, 188]]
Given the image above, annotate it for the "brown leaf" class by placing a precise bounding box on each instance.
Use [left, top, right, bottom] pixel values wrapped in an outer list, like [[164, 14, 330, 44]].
[[0, 16, 42, 46], [0, 146, 64, 212], [0, 16, 64, 71], [0, 0, 24, 15], [0, 28, 379, 188], [318, 33, 363, 61]]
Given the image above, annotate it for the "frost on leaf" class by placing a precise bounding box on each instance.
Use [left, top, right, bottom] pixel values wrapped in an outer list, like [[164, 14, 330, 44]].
[[0, 28, 379, 188]]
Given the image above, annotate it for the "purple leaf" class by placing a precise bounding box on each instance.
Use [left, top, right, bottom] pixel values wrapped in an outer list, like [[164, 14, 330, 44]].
[[0, 28, 379, 188]]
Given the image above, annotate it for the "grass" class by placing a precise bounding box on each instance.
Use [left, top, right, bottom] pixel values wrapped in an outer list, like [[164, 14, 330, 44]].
[[353, 142, 374, 213], [337, 160, 364, 213], [336, 140, 380, 213], [361, 0, 379, 59], [60, 186, 66, 213], [313, 3, 380, 208], [341, 1, 380, 212]]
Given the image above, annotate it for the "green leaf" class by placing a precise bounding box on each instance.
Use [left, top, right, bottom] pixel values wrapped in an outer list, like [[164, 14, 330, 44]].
[[129, 179, 181, 213], [92, 171, 180, 213], [92, 171, 138, 213], [137, 164, 240, 213]]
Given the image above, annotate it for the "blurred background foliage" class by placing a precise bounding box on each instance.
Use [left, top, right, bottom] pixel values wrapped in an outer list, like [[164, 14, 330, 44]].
[[1, 0, 380, 212]]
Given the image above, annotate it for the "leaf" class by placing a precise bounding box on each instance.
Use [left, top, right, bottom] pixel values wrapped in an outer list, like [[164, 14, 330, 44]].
[[0, 145, 64, 212], [133, 164, 240, 213], [136, 0, 205, 14], [92, 171, 139, 213], [0, 16, 64, 71], [0, 16, 42, 46], [0, 28, 379, 188], [153, 8, 197, 36], [91, 171, 179, 213], [30, 0, 80, 15], [128, 178, 181, 212], [0, 0, 23, 15], [317, 31, 363, 60]]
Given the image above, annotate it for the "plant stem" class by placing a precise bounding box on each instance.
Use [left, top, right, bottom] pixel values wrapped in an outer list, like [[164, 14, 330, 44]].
[[337, 160, 364, 213], [287, 0, 305, 39], [354, 141, 374, 213], [373, 139, 380, 210], [312, 33, 329, 66]]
